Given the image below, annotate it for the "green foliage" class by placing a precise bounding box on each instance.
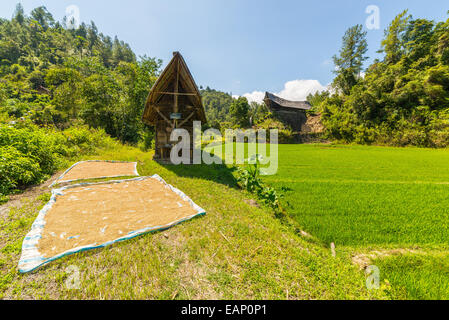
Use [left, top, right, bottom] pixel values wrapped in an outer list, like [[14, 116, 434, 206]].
[[61, 125, 116, 155], [332, 24, 368, 95], [249, 101, 270, 125], [306, 90, 330, 113], [380, 10, 410, 64], [0, 123, 62, 173], [236, 158, 262, 193], [201, 88, 266, 130], [229, 96, 251, 128], [0, 122, 116, 197], [138, 126, 155, 151], [255, 116, 294, 143], [201, 87, 234, 129], [319, 12, 449, 147], [0, 146, 41, 195], [0, 5, 162, 198], [0, 6, 161, 144], [236, 155, 282, 212]]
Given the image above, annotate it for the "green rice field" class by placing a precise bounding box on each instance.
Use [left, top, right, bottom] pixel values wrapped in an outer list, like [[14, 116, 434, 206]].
[[255, 143, 449, 299], [261, 144, 449, 247]]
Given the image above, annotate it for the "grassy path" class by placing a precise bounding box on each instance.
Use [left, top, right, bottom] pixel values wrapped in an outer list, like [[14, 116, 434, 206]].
[[0, 145, 382, 299]]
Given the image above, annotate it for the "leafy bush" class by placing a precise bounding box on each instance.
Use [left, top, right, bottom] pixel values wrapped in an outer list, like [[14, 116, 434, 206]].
[[138, 127, 155, 152], [0, 122, 116, 198], [61, 125, 116, 156], [236, 162, 262, 193], [255, 116, 294, 143], [236, 155, 282, 212], [0, 146, 42, 195], [0, 124, 62, 174]]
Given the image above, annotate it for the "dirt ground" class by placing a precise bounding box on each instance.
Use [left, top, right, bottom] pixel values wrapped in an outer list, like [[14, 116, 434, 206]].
[[0, 172, 60, 220], [303, 114, 325, 133]]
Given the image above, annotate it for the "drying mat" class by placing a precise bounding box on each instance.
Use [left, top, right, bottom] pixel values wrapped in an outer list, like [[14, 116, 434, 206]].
[[50, 160, 139, 187], [19, 175, 205, 273]]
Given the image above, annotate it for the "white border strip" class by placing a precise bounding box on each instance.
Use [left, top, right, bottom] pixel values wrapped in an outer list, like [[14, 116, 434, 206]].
[[49, 160, 139, 188], [19, 175, 206, 273]]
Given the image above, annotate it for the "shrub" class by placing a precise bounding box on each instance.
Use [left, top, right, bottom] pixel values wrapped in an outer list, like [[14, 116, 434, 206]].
[[138, 128, 155, 152], [236, 154, 282, 212], [61, 125, 116, 156], [0, 122, 117, 198], [255, 117, 294, 143], [0, 146, 42, 195], [0, 124, 62, 174]]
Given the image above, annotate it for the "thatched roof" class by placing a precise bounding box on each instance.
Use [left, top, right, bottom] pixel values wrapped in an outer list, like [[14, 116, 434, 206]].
[[142, 52, 206, 125], [264, 92, 311, 111]]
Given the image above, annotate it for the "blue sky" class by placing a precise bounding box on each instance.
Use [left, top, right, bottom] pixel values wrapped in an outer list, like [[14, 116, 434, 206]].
[[1, 0, 449, 101]]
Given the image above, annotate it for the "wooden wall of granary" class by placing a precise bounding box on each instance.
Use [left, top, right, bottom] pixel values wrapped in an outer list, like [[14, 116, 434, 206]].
[[270, 107, 308, 132]]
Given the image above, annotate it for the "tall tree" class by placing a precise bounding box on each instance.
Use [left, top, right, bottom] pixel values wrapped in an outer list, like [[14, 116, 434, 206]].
[[12, 3, 25, 25], [229, 97, 250, 128], [332, 24, 368, 95], [404, 18, 435, 62], [380, 10, 410, 64], [30, 6, 54, 31]]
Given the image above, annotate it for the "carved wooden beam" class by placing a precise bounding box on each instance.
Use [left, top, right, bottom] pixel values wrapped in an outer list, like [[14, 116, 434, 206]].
[[155, 107, 173, 127], [178, 111, 196, 127], [156, 92, 197, 96]]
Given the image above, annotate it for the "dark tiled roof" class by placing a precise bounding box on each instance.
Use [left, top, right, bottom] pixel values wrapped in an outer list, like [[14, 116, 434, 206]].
[[264, 92, 312, 110]]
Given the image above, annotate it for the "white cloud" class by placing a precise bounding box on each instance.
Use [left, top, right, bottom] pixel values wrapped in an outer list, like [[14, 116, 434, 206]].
[[238, 79, 328, 104], [242, 91, 265, 104], [278, 80, 327, 101]]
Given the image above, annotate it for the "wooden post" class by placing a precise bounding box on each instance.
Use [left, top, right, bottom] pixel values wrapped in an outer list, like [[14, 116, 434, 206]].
[[174, 59, 179, 128], [155, 121, 159, 158]]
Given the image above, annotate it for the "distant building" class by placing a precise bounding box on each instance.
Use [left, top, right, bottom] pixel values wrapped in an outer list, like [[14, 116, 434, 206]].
[[263, 92, 311, 132]]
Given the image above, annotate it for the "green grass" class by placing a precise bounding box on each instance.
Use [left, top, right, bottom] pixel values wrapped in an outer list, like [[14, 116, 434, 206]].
[[261, 144, 449, 247], [254, 143, 449, 299], [3, 142, 449, 299], [0, 144, 384, 300], [374, 253, 449, 300], [273, 181, 449, 246]]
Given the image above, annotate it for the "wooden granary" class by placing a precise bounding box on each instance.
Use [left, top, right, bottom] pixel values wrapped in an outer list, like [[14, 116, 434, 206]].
[[263, 92, 312, 132], [142, 52, 206, 162]]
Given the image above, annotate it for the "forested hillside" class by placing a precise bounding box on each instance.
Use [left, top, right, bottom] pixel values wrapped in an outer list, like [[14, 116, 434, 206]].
[[0, 4, 161, 144], [201, 87, 271, 130], [201, 87, 233, 129], [315, 11, 449, 147]]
